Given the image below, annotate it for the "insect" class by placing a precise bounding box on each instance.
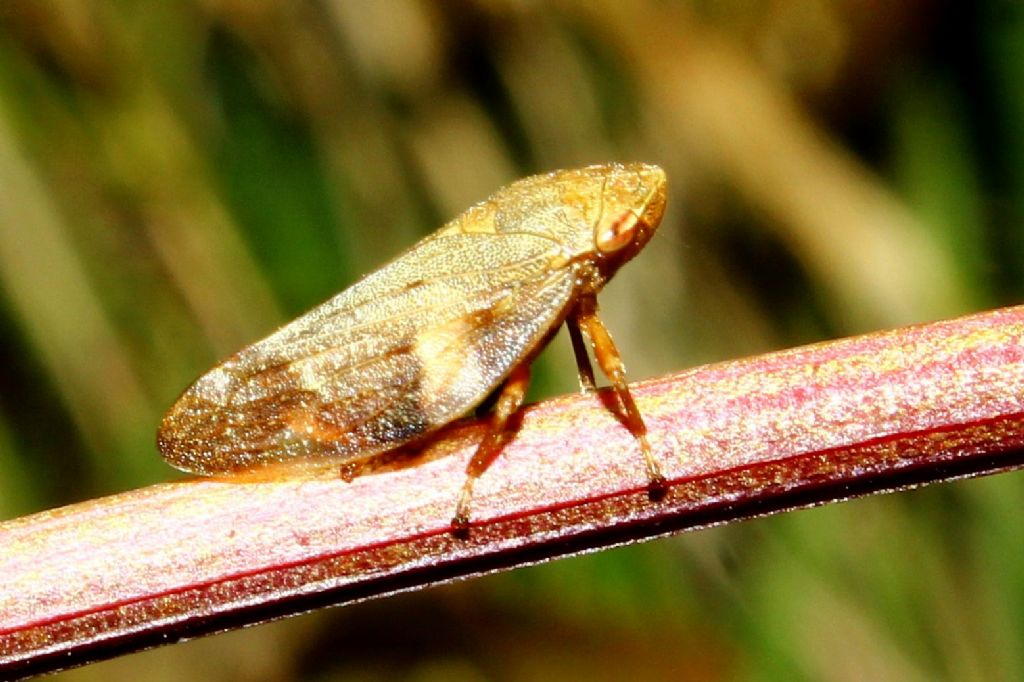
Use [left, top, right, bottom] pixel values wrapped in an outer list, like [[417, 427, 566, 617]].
[[158, 162, 668, 530]]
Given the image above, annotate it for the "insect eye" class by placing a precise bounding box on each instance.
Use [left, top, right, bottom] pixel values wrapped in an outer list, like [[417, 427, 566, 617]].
[[596, 211, 640, 253]]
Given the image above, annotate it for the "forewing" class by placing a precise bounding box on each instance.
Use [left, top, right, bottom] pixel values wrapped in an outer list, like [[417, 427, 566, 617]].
[[158, 232, 574, 474]]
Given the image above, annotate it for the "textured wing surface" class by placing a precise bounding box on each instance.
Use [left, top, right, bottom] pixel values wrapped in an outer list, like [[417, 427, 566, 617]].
[[158, 232, 574, 474]]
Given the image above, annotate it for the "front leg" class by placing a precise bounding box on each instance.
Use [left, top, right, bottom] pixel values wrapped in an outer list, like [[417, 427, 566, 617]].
[[566, 308, 598, 393], [573, 295, 665, 491]]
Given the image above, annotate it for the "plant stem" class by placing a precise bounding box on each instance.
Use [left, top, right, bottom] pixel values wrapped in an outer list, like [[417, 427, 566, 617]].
[[3, 306, 1024, 678]]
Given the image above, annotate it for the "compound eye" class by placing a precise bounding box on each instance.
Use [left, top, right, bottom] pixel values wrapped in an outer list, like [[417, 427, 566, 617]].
[[596, 211, 639, 253]]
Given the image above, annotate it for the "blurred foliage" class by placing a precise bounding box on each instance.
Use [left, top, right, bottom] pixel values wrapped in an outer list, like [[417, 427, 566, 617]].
[[0, 0, 1022, 680]]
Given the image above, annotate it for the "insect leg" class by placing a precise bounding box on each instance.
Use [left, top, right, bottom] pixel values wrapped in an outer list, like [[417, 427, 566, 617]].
[[452, 363, 532, 531], [566, 309, 598, 393], [574, 296, 666, 492]]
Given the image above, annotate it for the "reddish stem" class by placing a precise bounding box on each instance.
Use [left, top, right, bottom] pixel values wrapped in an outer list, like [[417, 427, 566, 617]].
[[3, 306, 1024, 678]]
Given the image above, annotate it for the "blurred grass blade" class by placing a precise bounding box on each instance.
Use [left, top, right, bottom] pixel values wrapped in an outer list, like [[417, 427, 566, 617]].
[[0, 105, 152, 484]]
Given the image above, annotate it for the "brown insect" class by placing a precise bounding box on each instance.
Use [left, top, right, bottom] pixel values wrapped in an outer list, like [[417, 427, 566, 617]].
[[158, 162, 668, 529]]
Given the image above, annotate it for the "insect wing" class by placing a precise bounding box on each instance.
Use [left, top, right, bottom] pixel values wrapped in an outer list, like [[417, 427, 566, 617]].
[[158, 231, 574, 474]]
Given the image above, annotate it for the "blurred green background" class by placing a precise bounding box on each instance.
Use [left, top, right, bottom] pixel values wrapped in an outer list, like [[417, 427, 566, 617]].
[[1, 1, 1023, 680]]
